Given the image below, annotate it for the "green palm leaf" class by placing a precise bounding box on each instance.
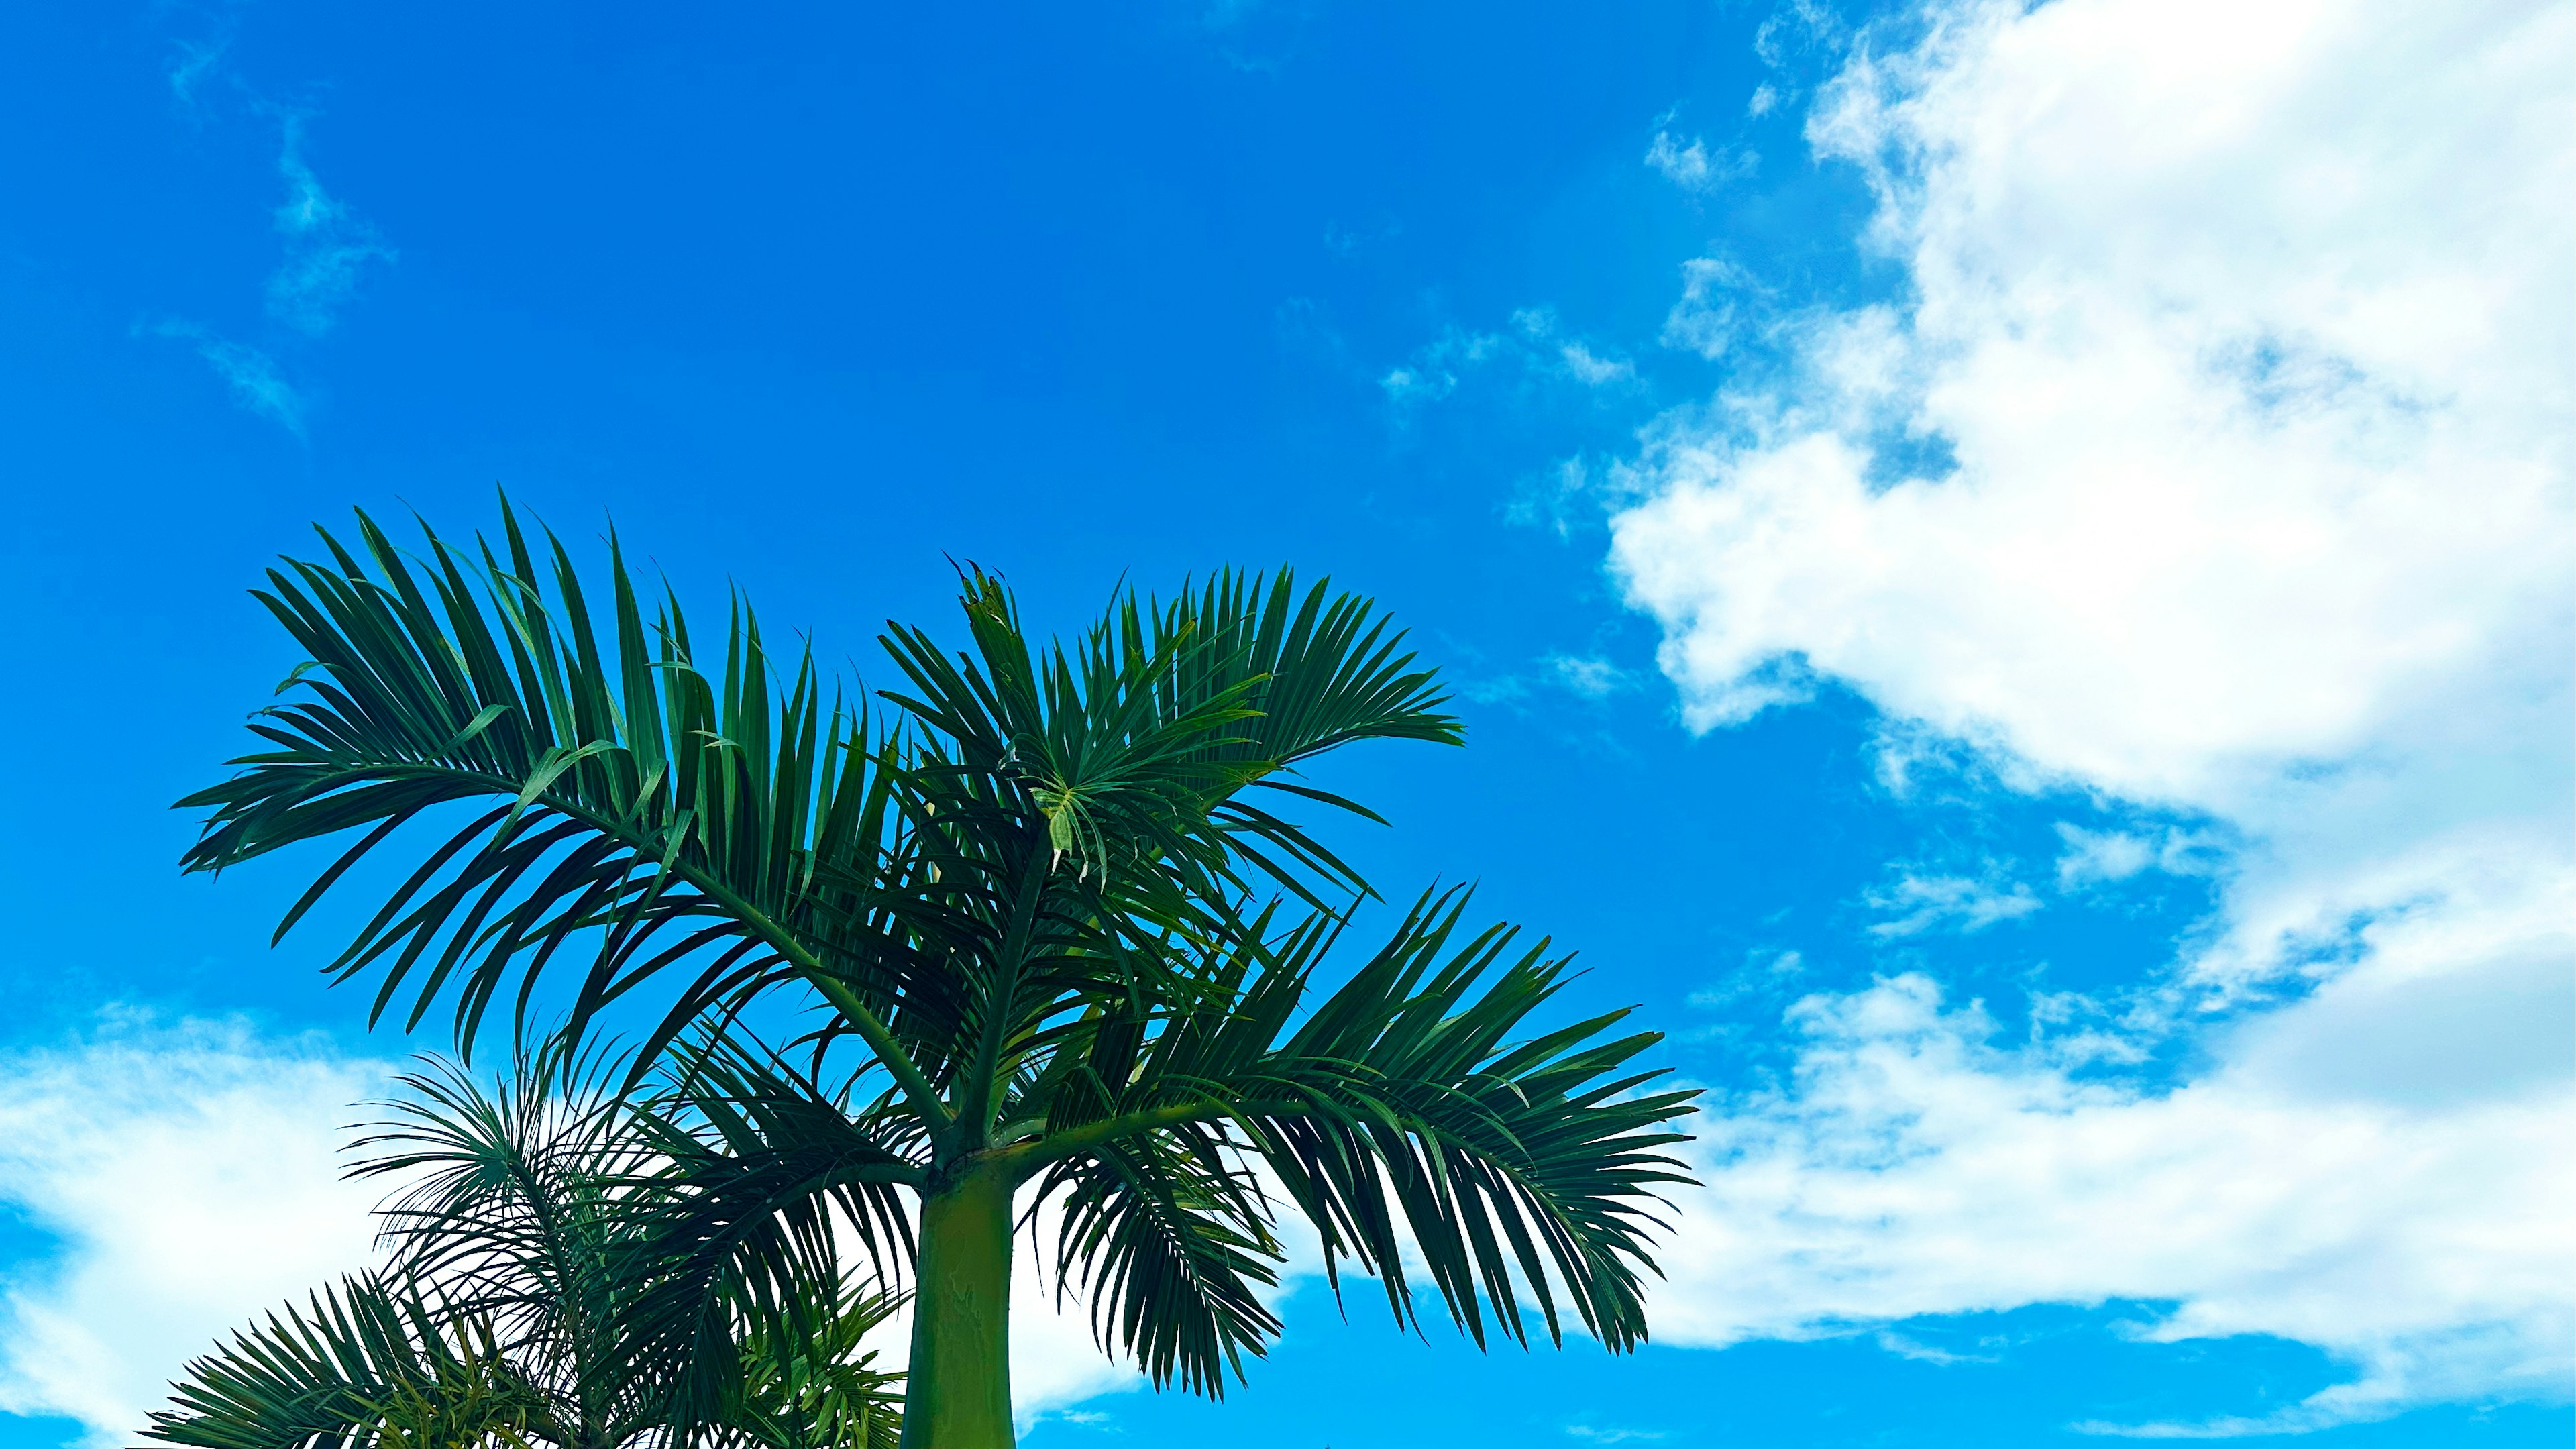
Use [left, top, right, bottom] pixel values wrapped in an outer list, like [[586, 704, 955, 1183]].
[[1006, 891, 1696, 1370], [181, 502, 1693, 1449], [140, 1275, 546, 1449], [148, 1049, 908, 1449]]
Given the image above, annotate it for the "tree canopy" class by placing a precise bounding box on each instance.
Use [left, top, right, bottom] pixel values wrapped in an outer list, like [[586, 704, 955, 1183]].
[[177, 504, 1699, 1448]]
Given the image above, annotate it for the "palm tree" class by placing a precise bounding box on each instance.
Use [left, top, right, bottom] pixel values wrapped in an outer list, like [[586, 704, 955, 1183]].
[[143, 1051, 904, 1449], [179, 504, 1699, 1449]]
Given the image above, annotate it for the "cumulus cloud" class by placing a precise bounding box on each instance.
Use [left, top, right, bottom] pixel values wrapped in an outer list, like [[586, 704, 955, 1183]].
[[0, 1018, 390, 1444], [0, 1016, 1231, 1441], [1607, 0, 2575, 1426], [1614, 0, 2571, 816], [1660, 972, 2574, 1433]]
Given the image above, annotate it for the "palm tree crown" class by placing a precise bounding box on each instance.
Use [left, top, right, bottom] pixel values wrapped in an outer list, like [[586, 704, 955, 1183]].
[[179, 504, 1699, 1448]]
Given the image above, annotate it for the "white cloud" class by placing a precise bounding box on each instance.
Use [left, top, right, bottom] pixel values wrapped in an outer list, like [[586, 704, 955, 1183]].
[[1615, 0, 2572, 814], [1864, 867, 2042, 938], [1660, 257, 1753, 360], [2051, 823, 2226, 892], [1546, 654, 1628, 698], [1560, 342, 1633, 386], [1379, 365, 1450, 402], [165, 36, 229, 111], [1566, 1426, 1669, 1444], [0, 1017, 390, 1444], [142, 320, 305, 434], [2053, 825, 2153, 888], [1644, 130, 1756, 191], [0, 1017, 1157, 1441], [1659, 973, 2575, 1434], [1514, 307, 1638, 387], [1607, 0, 2576, 1425], [1873, 1327, 1997, 1365], [1380, 325, 1502, 406], [266, 117, 394, 337]]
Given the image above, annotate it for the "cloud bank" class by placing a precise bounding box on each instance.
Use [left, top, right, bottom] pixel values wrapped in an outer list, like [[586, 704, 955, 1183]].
[[0, 1019, 1159, 1442], [1656, 969, 2573, 1432], [1610, 0, 2573, 1429], [0, 1018, 390, 1444]]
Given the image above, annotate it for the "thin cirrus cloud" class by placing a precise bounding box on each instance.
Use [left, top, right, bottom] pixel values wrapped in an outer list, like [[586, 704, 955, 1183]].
[[1380, 308, 1636, 408], [1644, 128, 1757, 192], [148, 96, 394, 432], [1861, 867, 2041, 939], [264, 114, 395, 339], [1611, 0, 2571, 1432], [139, 319, 304, 435]]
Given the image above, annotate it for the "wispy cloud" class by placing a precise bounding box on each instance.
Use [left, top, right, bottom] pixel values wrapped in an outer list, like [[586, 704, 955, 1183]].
[[1873, 1328, 2000, 1365], [1558, 341, 1633, 386], [1513, 307, 1637, 388], [2053, 823, 2223, 891], [1864, 867, 2041, 938], [1462, 649, 1641, 708], [1504, 456, 1597, 537], [166, 34, 231, 111], [1660, 256, 1753, 360], [1382, 309, 1640, 415], [1566, 1426, 1668, 1444], [1644, 129, 1757, 191], [141, 106, 392, 433], [140, 319, 304, 435], [266, 115, 394, 337], [1545, 653, 1629, 698], [1379, 325, 1499, 405]]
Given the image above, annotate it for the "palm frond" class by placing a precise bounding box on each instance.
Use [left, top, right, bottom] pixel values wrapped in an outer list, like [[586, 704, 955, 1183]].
[[176, 503, 940, 1108], [1028, 1126, 1283, 1396], [606, 1040, 924, 1429], [733, 1283, 906, 1449], [141, 1276, 544, 1449], [1013, 890, 1699, 1362], [876, 566, 1459, 910]]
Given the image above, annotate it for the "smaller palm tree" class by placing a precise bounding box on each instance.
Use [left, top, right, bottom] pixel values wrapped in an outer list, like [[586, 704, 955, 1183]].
[[140, 1052, 903, 1449]]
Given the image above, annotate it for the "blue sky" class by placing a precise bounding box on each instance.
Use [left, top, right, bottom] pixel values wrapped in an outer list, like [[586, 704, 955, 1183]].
[[0, 1, 2569, 1445]]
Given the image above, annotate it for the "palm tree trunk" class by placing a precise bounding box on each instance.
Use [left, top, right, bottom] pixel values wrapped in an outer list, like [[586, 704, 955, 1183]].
[[900, 1164, 1016, 1449]]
